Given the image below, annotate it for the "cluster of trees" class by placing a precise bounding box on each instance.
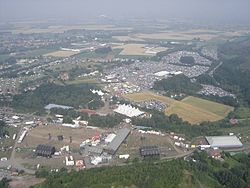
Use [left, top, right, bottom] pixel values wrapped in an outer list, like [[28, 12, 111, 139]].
[[132, 109, 249, 139], [190, 151, 250, 188], [0, 177, 10, 188], [215, 36, 250, 107], [11, 83, 104, 112], [33, 160, 185, 188], [196, 94, 239, 107], [180, 56, 195, 65], [95, 46, 112, 54], [88, 114, 123, 128], [153, 74, 202, 95], [50, 108, 123, 128], [0, 120, 8, 138], [32, 150, 250, 188], [68, 66, 90, 80]]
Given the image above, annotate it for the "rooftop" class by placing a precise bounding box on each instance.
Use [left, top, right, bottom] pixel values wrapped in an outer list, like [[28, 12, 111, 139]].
[[205, 136, 243, 148]]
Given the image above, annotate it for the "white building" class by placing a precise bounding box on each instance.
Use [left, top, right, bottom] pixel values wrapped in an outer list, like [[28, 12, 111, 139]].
[[105, 133, 116, 143], [114, 104, 145, 118]]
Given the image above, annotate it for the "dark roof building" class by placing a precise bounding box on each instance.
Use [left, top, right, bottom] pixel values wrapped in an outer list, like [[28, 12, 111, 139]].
[[140, 145, 160, 157], [105, 128, 131, 155], [35, 145, 56, 157]]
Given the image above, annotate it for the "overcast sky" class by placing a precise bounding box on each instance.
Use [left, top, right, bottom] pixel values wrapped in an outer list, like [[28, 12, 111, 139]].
[[1, 0, 250, 24]]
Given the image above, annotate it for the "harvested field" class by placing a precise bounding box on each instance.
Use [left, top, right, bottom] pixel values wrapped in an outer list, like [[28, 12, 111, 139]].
[[136, 32, 217, 41], [113, 44, 167, 56], [44, 50, 80, 57], [181, 96, 234, 117], [124, 92, 233, 124]]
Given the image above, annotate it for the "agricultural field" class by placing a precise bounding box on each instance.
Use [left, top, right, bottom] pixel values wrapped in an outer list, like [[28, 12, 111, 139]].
[[124, 92, 233, 124], [134, 30, 249, 41], [181, 96, 234, 117], [113, 43, 167, 56], [7, 24, 132, 34], [112, 35, 145, 42], [44, 50, 80, 57]]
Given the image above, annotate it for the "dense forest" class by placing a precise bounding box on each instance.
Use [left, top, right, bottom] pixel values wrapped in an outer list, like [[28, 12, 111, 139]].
[[11, 83, 104, 112], [31, 152, 250, 188], [215, 36, 250, 107], [153, 74, 202, 95]]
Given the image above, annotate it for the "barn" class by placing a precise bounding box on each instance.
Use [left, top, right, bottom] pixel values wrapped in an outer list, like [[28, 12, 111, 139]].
[[140, 145, 160, 158], [35, 145, 56, 157]]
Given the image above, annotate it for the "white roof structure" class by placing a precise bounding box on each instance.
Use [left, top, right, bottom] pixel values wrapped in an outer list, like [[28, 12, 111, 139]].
[[105, 133, 116, 143], [114, 104, 145, 118], [154, 71, 170, 77], [205, 136, 243, 148]]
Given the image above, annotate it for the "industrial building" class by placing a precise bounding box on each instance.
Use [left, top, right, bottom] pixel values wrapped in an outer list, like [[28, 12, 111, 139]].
[[84, 146, 103, 155], [140, 145, 160, 158], [35, 145, 56, 157], [205, 136, 243, 148], [105, 128, 131, 155]]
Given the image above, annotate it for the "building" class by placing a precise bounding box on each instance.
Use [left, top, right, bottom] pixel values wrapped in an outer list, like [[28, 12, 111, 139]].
[[84, 146, 103, 155], [35, 145, 56, 157], [105, 133, 116, 143], [140, 145, 160, 158], [105, 128, 131, 155], [114, 104, 145, 118], [44, 104, 73, 110], [207, 148, 221, 159], [205, 136, 243, 148]]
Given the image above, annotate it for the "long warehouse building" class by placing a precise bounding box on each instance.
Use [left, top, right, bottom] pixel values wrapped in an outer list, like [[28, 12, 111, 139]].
[[205, 136, 243, 148], [105, 128, 131, 155]]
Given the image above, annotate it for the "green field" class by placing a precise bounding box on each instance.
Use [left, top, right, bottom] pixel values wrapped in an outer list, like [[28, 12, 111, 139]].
[[182, 96, 234, 117]]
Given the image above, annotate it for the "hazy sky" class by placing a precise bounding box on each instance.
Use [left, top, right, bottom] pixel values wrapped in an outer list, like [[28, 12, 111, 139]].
[[1, 0, 250, 23]]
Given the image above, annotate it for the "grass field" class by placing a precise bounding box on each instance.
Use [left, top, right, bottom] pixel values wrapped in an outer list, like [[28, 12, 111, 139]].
[[44, 50, 80, 57], [124, 92, 233, 124], [182, 96, 234, 117]]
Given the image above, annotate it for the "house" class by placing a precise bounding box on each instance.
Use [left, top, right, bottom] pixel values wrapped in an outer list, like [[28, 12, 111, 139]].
[[207, 148, 221, 159]]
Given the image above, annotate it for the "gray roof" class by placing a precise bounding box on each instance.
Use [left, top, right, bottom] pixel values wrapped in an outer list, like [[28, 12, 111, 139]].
[[44, 104, 73, 110], [84, 146, 103, 155], [140, 145, 160, 157], [106, 128, 130, 154], [205, 136, 243, 148]]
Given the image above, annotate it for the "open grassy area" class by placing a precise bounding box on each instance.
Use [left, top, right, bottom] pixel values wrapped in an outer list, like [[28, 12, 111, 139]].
[[124, 92, 233, 124], [234, 107, 250, 119], [20, 125, 104, 150], [44, 50, 80, 57], [113, 43, 167, 56], [0, 126, 19, 159], [182, 96, 234, 117]]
